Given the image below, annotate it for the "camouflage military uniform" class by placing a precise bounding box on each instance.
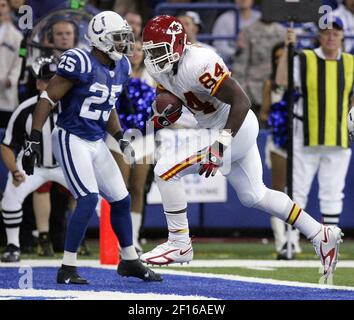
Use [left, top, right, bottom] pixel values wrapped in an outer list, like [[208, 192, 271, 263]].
[[233, 21, 286, 109]]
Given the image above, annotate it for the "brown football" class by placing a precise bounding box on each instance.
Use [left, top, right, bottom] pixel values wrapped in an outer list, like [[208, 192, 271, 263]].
[[155, 91, 183, 114]]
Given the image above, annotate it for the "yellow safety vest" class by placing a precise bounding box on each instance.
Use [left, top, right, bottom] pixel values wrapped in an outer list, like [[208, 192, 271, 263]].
[[299, 49, 354, 148]]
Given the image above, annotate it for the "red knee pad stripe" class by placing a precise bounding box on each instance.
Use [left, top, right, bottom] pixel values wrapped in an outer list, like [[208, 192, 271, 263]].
[[36, 182, 53, 193]]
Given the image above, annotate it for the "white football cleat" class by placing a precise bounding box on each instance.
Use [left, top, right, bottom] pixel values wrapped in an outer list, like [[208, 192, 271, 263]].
[[140, 239, 193, 265], [312, 225, 343, 283]]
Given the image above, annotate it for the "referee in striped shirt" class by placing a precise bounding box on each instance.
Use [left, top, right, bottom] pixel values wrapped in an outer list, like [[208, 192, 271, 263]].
[[0, 61, 68, 262]]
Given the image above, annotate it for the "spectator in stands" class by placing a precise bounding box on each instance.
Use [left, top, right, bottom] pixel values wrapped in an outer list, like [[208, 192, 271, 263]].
[[233, 15, 286, 115], [19, 19, 78, 103], [47, 19, 78, 56], [177, 11, 215, 50], [276, 19, 354, 240], [113, 0, 139, 15], [128, 39, 155, 87], [0, 0, 23, 128], [334, 0, 354, 53], [124, 11, 142, 39], [114, 0, 152, 23], [106, 39, 155, 254], [8, 0, 25, 29], [212, 0, 260, 66]]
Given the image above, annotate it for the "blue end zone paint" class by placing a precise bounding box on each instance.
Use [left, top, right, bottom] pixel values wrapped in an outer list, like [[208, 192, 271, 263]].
[[1, 296, 74, 300], [1, 267, 354, 300]]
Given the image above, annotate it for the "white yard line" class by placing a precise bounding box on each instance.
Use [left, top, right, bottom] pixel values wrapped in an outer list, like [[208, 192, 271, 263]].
[[2, 259, 354, 268], [0, 288, 214, 300], [1, 259, 354, 292], [154, 269, 354, 292]]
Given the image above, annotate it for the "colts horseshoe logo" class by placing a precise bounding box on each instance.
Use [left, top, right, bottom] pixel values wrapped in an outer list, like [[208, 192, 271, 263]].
[[92, 16, 106, 35]]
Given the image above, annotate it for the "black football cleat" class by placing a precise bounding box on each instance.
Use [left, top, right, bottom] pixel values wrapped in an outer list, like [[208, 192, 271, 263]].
[[117, 259, 163, 282], [57, 265, 89, 284], [1, 244, 21, 263]]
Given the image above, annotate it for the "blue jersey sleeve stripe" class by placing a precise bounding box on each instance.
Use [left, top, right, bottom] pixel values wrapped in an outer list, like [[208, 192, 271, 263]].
[[75, 48, 92, 73], [67, 49, 86, 74]]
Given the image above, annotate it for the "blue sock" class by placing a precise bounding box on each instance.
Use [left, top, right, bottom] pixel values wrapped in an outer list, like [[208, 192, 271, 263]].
[[110, 195, 133, 247], [64, 193, 98, 252]]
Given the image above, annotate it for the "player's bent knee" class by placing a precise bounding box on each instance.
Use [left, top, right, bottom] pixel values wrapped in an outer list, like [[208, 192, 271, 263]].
[[238, 188, 267, 208], [1, 195, 22, 212], [77, 193, 99, 208]]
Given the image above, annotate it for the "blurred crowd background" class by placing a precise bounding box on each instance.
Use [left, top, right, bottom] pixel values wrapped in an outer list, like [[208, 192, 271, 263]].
[[0, 0, 353, 259]]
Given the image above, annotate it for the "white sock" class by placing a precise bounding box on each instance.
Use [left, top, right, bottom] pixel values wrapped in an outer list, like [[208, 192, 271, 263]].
[[254, 189, 321, 240], [6, 227, 20, 247], [155, 176, 190, 242], [62, 251, 77, 266], [166, 211, 190, 242], [131, 212, 142, 249], [121, 245, 139, 260], [293, 209, 322, 240]]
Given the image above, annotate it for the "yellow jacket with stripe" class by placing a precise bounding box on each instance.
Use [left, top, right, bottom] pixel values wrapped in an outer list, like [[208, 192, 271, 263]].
[[297, 48, 354, 148]]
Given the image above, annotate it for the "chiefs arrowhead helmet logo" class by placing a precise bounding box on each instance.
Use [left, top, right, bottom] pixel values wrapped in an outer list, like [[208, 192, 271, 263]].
[[166, 21, 183, 36]]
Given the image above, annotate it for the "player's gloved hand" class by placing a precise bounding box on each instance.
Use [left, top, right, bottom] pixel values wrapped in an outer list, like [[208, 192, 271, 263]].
[[199, 141, 225, 178], [114, 131, 136, 166], [151, 101, 182, 130], [22, 129, 42, 176], [347, 106, 354, 141]]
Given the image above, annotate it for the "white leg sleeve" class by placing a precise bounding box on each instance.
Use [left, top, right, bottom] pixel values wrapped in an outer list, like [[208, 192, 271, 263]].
[[254, 188, 294, 220], [155, 175, 187, 212], [254, 188, 321, 239], [155, 175, 189, 241]]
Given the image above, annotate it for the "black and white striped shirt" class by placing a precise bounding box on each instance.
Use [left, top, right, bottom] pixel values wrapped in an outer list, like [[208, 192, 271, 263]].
[[1, 95, 59, 168]]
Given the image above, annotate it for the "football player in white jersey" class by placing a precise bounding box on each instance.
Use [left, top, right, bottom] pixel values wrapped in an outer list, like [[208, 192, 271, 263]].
[[141, 15, 343, 282]]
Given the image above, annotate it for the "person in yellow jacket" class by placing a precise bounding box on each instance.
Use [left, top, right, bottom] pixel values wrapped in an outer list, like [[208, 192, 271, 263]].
[[276, 17, 354, 256]]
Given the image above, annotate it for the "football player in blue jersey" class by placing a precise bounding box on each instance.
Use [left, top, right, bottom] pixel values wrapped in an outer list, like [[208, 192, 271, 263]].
[[22, 11, 162, 284]]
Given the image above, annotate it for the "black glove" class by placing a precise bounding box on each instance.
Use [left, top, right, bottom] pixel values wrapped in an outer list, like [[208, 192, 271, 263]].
[[22, 129, 42, 175], [198, 141, 225, 178], [114, 131, 136, 166]]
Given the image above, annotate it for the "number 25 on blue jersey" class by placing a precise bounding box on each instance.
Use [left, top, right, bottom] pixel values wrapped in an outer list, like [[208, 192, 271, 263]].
[[80, 83, 122, 121]]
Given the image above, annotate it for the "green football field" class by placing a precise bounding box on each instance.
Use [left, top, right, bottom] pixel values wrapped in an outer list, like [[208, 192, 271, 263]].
[[146, 239, 354, 287], [3, 237, 353, 287]]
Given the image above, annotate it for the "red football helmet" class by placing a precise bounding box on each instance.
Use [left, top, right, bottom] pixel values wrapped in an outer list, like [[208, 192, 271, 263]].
[[142, 15, 187, 74]]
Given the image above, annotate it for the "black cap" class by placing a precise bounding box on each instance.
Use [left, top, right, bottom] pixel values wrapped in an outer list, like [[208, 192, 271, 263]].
[[332, 16, 344, 30], [38, 62, 57, 80]]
